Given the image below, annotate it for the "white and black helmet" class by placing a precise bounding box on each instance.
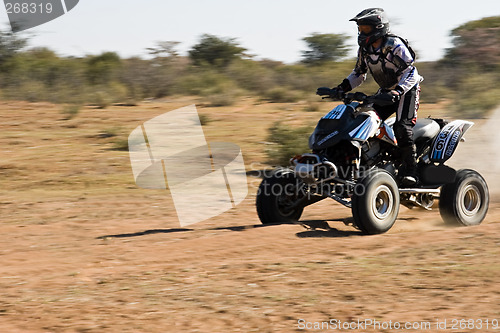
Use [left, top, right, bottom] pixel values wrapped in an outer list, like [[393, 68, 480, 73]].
[[350, 8, 390, 48]]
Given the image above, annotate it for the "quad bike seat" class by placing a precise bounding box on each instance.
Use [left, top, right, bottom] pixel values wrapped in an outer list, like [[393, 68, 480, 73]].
[[385, 117, 440, 142], [412, 118, 441, 142]]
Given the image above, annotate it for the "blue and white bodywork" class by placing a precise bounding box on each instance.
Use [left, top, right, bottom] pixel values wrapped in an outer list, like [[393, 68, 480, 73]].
[[430, 120, 474, 163], [309, 103, 381, 150], [349, 111, 381, 141]]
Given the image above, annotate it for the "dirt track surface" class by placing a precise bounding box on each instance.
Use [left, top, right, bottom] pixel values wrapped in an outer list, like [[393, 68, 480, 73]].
[[1, 100, 499, 332]]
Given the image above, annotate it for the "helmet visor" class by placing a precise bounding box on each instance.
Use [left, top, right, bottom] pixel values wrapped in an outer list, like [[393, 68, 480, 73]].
[[358, 24, 374, 34]]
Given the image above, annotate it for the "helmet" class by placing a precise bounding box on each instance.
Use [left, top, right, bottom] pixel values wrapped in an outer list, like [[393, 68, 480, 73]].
[[350, 8, 390, 48]]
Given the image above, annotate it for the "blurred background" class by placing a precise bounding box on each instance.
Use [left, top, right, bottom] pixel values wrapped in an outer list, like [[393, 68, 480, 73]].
[[0, 1, 498, 114]]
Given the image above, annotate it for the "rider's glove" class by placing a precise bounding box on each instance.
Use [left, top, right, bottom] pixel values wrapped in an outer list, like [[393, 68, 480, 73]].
[[316, 87, 344, 100], [390, 90, 402, 103], [378, 89, 402, 104], [316, 87, 334, 96], [388, 86, 405, 102]]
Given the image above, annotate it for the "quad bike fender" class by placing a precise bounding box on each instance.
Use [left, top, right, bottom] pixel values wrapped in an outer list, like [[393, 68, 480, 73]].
[[430, 120, 474, 163]]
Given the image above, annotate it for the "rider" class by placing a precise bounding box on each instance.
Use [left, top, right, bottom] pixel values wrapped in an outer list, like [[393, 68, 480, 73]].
[[317, 8, 423, 185]]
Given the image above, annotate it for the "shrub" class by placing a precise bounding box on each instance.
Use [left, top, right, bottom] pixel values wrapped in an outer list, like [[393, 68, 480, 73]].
[[89, 82, 128, 108], [226, 59, 276, 94], [303, 100, 321, 112], [198, 114, 211, 126], [98, 127, 120, 138], [207, 92, 237, 107], [263, 87, 302, 103], [61, 104, 80, 120], [112, 138, 129, 151], [454, 72, 500, 117], [174, 67, 234, 96], [266, 121, 314, 166]]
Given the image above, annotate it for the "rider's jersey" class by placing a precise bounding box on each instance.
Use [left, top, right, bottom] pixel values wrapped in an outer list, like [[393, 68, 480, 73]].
[[346, 36, 423, 93]]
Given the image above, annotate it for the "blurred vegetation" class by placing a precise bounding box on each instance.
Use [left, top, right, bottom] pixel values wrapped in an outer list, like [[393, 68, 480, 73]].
[[428, 16, 500, 116], [0, 16, 497, 120], [188, 34, 247, 67], [61, 104, 80, 120], [301, 33, 349, 65], [266, 122, 314, 166]]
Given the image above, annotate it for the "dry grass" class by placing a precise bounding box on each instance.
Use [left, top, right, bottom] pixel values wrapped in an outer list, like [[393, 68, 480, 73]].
[[1, 97, 496, 333]]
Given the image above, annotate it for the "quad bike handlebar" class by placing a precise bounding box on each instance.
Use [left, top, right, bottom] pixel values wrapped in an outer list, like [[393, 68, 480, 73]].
[[344, 91, 398, 106], [317, 88, 397, 106]]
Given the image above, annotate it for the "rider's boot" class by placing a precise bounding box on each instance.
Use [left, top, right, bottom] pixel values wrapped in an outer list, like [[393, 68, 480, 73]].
[[400, 144, 418, 187]]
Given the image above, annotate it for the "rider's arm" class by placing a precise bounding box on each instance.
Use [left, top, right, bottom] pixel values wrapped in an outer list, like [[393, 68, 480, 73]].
[[392, 41, 423, 94], [345, 49, 367, 91]]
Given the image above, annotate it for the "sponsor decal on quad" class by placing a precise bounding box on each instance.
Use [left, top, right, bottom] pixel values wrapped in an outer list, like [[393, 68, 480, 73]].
[[431, 120, 473, 161], [445, 128, 462, 158], [433, 123, 460, 160], [318, 130, 339, 146]]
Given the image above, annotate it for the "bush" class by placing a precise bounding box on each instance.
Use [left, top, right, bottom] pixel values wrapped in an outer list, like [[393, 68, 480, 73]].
[[4, 80, 48, 102], [419, 83, 451, 103], [61, 104, 80, 120], [303, 100, 321, 112], [226, 59, 276, 94], [174, 67, 235, 96], [112, 138, 129, 151], [266, 121, 314, 166], [88, 82, 128, 108], [198, 114, 211, 125], [207, 92, 238, 107], [454, 72, 500, 117], [174, 66, 241, 106], [98, 127, 120, 138], [263, 87, 302, 103]]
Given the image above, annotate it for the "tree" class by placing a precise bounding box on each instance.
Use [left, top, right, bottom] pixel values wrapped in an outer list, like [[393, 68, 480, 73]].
[[86, 51, 122, 85], [189, 34, 246, 67], [0, 29, 27, 72], [301, 33, 349, 65], [147, 41, 181, 59], [445, 16, 500, 67]]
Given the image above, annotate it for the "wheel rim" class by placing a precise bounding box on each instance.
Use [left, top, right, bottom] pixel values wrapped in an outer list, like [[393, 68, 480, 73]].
[[460, 184, 481, 217], [275, 183, 302, 217], [277, 195, 297, 217], [372, 185, 394, 220]]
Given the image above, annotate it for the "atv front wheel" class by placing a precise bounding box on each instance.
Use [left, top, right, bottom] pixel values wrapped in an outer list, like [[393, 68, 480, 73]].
[[352, 169, 400, 234], [256, 170, 304, 224], [439, 169, 489, 226]]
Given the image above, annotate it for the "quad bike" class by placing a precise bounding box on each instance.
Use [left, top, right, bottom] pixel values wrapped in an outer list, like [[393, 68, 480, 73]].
[[256, 91, 489, 234]]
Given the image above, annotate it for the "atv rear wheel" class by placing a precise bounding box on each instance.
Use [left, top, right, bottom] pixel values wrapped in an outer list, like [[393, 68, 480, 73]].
[[439, 169, 489, 226], [352, 169, 400, 234], [256, 170, 304, 224]]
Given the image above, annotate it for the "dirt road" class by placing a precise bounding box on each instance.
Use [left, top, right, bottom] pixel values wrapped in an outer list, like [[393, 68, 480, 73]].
[[0, 100, 499, 332]]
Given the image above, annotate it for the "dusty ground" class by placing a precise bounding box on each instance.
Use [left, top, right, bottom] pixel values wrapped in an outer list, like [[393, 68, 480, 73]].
[[1, 98, 499, 332]]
